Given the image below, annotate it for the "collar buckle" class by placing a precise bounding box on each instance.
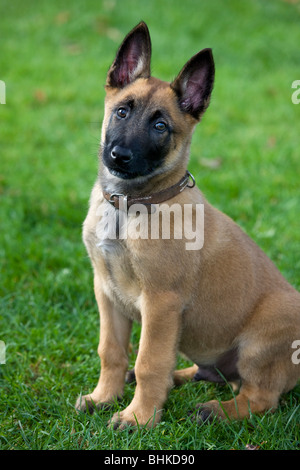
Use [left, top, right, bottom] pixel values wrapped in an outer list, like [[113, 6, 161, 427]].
[[108, 193, 124, 206]]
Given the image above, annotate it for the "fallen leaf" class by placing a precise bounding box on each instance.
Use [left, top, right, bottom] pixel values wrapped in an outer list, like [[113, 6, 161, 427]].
[[65, 43, 82, 55], [33, 89, 47, 103], [199, 157, 222, 169], [106, 27, 123, 41], [55, 11, 71, 25], [245, 444, 260, 450], [267, 136, 276, 148], [103, 0, 116, 10]]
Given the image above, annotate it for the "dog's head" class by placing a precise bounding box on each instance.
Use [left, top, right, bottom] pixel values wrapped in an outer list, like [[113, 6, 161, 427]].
[[100, 22, 215, 190]]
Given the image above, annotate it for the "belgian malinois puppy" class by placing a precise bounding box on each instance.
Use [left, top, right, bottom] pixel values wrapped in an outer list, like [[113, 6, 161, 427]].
[[76, 22, 300, 428]]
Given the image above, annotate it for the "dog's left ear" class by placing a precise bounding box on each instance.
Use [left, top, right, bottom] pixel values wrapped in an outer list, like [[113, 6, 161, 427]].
[[171, 48, 215, 119], [106, 21, 151, 88]]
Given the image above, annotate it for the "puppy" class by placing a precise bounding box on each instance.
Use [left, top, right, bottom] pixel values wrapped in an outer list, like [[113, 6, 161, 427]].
[[76, 22, 300, 428]]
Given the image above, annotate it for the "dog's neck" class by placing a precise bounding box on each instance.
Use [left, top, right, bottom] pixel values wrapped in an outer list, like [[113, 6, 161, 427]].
[[99, 164, 189, 197], [102, 170, 195, 212]]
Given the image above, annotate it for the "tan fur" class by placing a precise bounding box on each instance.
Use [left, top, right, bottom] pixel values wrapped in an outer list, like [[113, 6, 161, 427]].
[[75, 29, 300, 428]]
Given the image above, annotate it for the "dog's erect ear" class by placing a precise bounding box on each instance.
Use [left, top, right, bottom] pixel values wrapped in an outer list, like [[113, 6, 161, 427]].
[[106, 22, 151, 88], [171, 48, 215, 119]]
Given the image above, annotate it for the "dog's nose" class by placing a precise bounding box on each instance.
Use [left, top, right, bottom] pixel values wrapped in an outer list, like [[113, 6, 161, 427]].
[[111, 146, 133, 164]]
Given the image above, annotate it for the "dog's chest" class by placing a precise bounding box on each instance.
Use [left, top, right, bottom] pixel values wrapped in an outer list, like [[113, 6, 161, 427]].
[[84, 202, 142, 320]]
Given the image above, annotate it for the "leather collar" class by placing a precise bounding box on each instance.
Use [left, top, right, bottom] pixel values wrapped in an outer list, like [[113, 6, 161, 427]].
[[103, 171, 195, 212]]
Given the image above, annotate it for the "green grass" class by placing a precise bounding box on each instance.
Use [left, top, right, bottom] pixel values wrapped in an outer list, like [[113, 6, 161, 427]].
[[1, 0, 300, 451]]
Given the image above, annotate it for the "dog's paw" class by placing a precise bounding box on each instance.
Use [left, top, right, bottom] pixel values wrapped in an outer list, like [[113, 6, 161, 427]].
[[108, 411, 135, 431], [125, 368, 136, 384], [193, 400, 223, 423], [75, 394, 112, 414], [108, 405, 160, 430], [195, 404, 214, 423], [75, 394, 96, 414]]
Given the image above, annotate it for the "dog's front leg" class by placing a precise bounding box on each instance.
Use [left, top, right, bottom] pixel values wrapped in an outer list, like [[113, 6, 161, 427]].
[[76, 274, 132, 413], [110, 291, 182, 429]]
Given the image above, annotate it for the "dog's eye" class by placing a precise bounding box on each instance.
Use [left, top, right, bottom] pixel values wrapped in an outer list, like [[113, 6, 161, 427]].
[[117, 107, 127, 119], [154, 122, 167, 132]]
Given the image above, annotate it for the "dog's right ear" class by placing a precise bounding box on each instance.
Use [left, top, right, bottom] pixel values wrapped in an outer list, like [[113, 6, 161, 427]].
[[106, 22, 151, 89]]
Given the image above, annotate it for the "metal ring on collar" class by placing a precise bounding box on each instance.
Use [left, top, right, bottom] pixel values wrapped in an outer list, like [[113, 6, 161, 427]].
[[186, 171, 196, 188]]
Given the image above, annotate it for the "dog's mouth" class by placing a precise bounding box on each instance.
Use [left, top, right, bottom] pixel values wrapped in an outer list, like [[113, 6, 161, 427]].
[[106, 166, 156, 180], [107, 166, 141, 179]]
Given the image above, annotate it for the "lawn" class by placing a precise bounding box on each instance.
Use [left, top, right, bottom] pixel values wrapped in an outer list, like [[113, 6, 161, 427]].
[[0, 0, 300, 451]]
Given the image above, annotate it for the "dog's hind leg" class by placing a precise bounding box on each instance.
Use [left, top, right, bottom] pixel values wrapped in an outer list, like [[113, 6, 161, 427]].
[[173, 364, 199, 385], [126, 363, 199, 387], [125, 368, 136, 384], [196, 291, 300, 421], [196, 383, 280, 421], [126, 363, 199, 386]]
